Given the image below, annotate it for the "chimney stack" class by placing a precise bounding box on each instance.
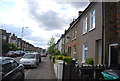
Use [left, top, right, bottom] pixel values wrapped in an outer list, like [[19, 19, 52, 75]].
[[78, 11, 83, 16]]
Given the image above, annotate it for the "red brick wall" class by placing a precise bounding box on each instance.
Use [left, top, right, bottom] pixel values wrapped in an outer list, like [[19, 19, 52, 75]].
[[117, 1, 120, 65], [104, 2, 117, 65]]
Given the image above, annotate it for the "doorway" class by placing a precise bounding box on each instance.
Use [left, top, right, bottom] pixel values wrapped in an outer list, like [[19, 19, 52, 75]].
[[109, 44, 118, 66]]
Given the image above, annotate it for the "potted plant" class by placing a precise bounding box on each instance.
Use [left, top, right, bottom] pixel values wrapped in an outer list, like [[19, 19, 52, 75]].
[[85, 58, 94, 65]]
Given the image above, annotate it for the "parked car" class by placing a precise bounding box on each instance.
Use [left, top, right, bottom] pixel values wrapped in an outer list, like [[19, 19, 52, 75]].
[[14, 51, 22, 57], [101, 69, 120, 80], [4, 51, 17, 57], [41, 54, 47, 57], [20, 52, 41, 68], [0, 57, 25, 81]]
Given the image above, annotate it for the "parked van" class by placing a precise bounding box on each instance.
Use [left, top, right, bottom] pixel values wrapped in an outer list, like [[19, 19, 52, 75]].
[[20, 52, 41, 67]]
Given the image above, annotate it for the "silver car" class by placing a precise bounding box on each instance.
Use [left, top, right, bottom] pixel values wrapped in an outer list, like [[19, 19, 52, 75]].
[[0, 57, 24, 81], [20, 52, 40, 67]]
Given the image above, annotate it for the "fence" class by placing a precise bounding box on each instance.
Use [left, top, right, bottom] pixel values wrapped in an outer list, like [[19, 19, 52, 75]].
[[62, 63, 114, 81]]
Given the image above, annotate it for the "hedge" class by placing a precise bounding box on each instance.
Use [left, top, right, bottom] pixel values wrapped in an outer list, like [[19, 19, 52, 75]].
[[55, 55, 64, 60], [85, 58, 94, 65], [63, 56, 72, 64]]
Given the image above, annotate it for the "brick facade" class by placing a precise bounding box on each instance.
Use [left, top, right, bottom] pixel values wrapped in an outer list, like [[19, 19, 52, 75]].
[[117, 1, 120, 65]]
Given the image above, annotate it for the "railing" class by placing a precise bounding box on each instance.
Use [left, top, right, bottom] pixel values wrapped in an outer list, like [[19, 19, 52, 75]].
[[62, 63, 118, 81]]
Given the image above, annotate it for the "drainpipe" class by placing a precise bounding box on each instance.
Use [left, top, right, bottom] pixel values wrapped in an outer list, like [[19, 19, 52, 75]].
[[102, 2, 105, 65]]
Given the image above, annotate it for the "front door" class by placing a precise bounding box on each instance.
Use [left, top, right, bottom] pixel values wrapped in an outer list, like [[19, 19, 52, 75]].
[[109, 44, 118, 66]]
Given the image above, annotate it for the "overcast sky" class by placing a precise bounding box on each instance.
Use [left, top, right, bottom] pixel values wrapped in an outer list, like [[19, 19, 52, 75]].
[[0, 0, 90, 49]]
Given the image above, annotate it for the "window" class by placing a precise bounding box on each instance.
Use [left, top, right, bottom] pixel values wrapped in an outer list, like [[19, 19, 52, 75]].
[[72, 27, 77, 40], [68, 47, 71, 56], [2, 59, 18, 75], [83, 17, 87, 34], [62, 38, 64, 46], [66, 34, 70, 43], [82, 44, 88, 63], [90, 9, 95, 30], [73, 46, 76, 58], [12, 60, 19, 68], [23, 54, 36, 59], [3, 35, 6, 40]]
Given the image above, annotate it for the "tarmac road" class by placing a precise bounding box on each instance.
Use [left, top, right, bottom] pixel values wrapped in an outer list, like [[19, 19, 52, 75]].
[[14, 56, 57, 80], [13, 55, 57, 80]]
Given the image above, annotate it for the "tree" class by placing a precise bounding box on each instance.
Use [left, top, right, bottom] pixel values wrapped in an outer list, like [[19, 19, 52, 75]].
[[48, 36, 55, 47], [47, 36, 56, 54], [2, 39, 18, 55], [47, 45, 55, 54], [8, 43, 18, 51], [2, 39, 9, 54]]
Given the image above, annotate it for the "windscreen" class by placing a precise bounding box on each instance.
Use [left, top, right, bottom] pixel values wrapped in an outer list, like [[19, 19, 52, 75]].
[[23, 54, 36, 59]]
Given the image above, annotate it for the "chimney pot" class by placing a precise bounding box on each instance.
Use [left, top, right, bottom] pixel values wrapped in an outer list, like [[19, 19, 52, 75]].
[[78, 11, 83, 16]]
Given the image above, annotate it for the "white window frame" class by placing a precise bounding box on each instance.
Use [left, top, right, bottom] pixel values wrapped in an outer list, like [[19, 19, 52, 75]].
[[90, 9, 95, 31], [73, 46, 76, 58], [72, 27, 77, 40], [83, 17, 87, 34], [3, 35, 6, 40], [66, 34, 69, 43], [82, 44, 88, 63]]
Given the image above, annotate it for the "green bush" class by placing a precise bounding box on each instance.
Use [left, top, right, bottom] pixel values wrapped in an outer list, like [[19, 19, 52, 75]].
[[85, 58, 94, 65], [55, 55, 64, 60], [63, 56, 72, 64], [62, 52, 67, 56], [49, 55, 53, 60], [55, 50, 61, 55]]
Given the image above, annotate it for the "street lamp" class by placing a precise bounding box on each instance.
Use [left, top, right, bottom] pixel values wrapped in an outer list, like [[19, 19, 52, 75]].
[[21, 27, 28, 52], [21, 27, 28, 39]]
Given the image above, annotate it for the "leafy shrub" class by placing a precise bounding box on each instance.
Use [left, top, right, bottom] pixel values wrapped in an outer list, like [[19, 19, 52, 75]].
[[55, 55, 63, 60], [63, 56, 72, 64], [55, 50, 61, 55], [62, 52, 67, 56], [49, 55, 53, 60], [85, 58, 94, 65]]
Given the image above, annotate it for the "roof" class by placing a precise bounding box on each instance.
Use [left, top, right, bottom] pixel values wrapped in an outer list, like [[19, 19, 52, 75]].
[[25, 52, 39, 55], [0, 57, 12, 60]]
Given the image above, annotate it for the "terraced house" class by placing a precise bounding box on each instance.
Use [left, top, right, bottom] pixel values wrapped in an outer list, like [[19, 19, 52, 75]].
[[55, 2, 120, 66]]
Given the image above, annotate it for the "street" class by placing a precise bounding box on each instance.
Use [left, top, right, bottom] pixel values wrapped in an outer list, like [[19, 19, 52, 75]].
[[14, 56, 57, 80]]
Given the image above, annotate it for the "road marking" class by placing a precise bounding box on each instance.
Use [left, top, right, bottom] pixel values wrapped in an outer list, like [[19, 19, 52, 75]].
[[25, 69, 31, 77]]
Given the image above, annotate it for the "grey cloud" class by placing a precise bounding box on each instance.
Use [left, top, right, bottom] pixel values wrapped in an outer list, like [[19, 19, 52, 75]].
[[54, 33, 61, 38], [37, 10, 65, 30], [25, 0, 66, 31], [33, 42, 47, 47], [67, 2, 90, 10], [0, 24, 33, 38], [25, 0, 89, 31], [25, 36, 48, 42], [57, 2, 90, 10]]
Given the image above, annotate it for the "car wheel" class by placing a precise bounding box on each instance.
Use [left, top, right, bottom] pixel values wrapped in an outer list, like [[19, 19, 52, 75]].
[[34, 62, 38, 67], [39, 59, 41, 63], [37, 62, 39, 65]]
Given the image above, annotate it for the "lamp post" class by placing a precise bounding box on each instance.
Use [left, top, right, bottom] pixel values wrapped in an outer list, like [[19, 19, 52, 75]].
[[21, 27, 28, 39], [21, 27, 28, 52]]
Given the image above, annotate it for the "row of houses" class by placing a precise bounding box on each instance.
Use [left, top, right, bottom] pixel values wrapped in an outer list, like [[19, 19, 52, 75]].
[[0, 29, 45, 53], [55, 2, 120, 66]]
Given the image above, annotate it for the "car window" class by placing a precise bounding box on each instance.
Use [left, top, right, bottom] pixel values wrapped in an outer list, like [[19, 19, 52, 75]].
[[36, 54, 39, 59], [23, 54, 36, 59], [12, 60, 19, 68], [2, 59, 18, 75], [2, 59, 13, 75]]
